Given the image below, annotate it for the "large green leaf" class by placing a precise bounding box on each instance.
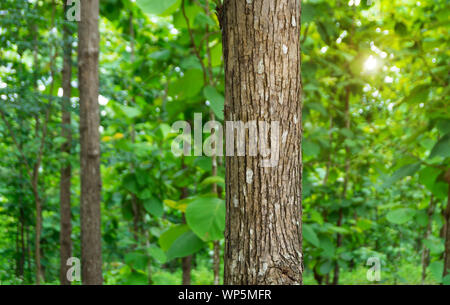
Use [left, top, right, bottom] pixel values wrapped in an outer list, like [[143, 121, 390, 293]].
[[403, 84, 429, 104], [158, 224, 190, 251], [203, 86, 224, 120], [429, 261, 443, 283], [429, 133, 450, 159], [147, 245, 166, 264], [143, 197, 163, 217], [418, 166, 442, 190], [384, 162, 421, 187], [303, 224, 320, 247], [166, 231, 205, 260], [185, 196, 225, 241], [169, 69, 204, 99], [136, 0, 180, 16], [386, 208, 416, 225]]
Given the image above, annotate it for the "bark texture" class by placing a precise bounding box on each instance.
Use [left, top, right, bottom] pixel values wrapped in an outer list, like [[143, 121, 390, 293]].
[[59, 1, 74, 285], [78, 0, 103, 285], [222, 0, 303, 284]]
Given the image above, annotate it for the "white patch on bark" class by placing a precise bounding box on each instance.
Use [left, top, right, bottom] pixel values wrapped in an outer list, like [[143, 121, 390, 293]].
[[291, 16, 297, 27], [282, 44, 288, 54], [257, 60, 264, 74], [294, 115, 298, 124], [282, 130, 288, 143], [258, 262, 268, 276], [246, 0, 252, 3], [246, 168, 253, 184], [233, 195, 238, 207]]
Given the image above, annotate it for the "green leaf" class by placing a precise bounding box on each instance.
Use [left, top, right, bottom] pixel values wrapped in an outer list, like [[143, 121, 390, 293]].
[[136, 0, 180, 16], [302, 3, 316, 24], [423, 238, 444, 255], [318, 260, 333, 275], [118, 104, 141, 119], [403, 84, 429, 104], [143, 197, 163, 217], [384, 162, 421, 187], [159, 224, 190, 251], [418, 166, 442, 191], [303, 139, 321, 157], [429, 261, 443, 283], [166, 231, 205, 260], [303, 224, 320, 247], [169, 69, 204, 99], [443, 274, 450, 285], [124, 252, 148, 271], [386, 208, 416, 225], [200, 176, 225, 187], [436, 119, 450, 135], [429, 133, 450, 159], [148, 245, 166, 264], [122, 174, 139, 194], [203, 86, 224, 120], [185, 196, 225, 241], [125, 271, 148, 285], [394, 22, 408, 36]]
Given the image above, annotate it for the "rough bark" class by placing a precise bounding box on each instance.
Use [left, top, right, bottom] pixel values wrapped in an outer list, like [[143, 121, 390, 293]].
[[222, 0, 303, 284], [78, 0, 103, 285], [59, 1, 74, 285]]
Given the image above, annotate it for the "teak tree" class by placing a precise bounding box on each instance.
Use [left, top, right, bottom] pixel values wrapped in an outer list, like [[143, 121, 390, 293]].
[[221, 0, 304, 284], [78, 0, 103, 285]]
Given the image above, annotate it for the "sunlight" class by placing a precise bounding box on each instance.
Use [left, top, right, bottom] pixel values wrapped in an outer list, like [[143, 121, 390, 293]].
[[363, 55, 378, 72]]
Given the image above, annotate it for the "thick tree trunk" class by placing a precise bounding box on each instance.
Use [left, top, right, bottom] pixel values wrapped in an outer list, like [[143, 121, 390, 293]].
[[222, 0, 303, 284], [78, 0, 103, 285], [59, 1, 74, 285]]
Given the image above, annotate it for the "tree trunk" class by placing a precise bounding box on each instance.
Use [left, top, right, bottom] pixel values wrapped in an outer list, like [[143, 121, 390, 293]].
[[333, 87, 351, 285], [181, 179, 192, 285], [443, 170, 450, 278], [213, 240, 221, 285], [59, 1, 74, 285], [182, 254, 192, 285], [78, 0, 103, 285], [222, 0, 303, 284], [421, 196, 434, 284]]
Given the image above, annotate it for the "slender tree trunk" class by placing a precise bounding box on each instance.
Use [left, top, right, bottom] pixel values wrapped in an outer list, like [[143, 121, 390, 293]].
[[180, 169, 192, 285], [443, 170, 450, 278], [222, 0, 303, 284], [78, 0, 103, 285], [333, 87, 350, 285], [59, 1, 74, 285], [213, 240, 221, 285], [421, 196, 434, 284]]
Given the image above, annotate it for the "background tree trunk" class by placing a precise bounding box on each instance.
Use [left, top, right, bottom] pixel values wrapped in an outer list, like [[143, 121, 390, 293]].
[[222, 0, 303, 284], [421, 196, 434, 284], [78, 0, 103, 285], [443, 171, 450, 278], [59, 1, 74, 285]]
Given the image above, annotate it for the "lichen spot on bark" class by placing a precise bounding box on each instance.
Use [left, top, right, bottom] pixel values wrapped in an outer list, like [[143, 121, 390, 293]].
[[246, 168, 253, 184]]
